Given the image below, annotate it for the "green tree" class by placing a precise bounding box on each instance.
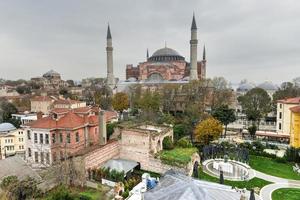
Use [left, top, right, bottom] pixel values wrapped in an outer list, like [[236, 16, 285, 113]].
[[16, 85, 31, 94], [0, 100, 20, 127], [173, 124, 187, 140], [94, 85, 112, 110], [210, 77, 233, 109], [1, 176, 41, 200], [194, 117, 223, 145], [238, 87, 271, 126], [162, 136, 174, 150], [138, 90, 161, 119], [248, 125, 257, 139], [112, 92, 129, 113], [272, 82, 300, 111], [212, 105, 236, 138]]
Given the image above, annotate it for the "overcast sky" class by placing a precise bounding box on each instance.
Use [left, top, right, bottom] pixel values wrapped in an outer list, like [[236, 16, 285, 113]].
[[0, 0, 300, 85]]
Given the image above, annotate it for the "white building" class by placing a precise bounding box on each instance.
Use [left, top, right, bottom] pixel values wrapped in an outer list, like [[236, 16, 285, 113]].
[[0, 123, 25, 160], [25, 127, 51, 168], [12, 112, 38, 125]]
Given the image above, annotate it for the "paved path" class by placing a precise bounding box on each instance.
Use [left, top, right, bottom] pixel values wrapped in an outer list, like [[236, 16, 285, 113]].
[[253, 170, 300, 200]]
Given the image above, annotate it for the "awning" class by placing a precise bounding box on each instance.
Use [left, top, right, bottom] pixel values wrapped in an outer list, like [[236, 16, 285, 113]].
[[102, 159, 138, 174]]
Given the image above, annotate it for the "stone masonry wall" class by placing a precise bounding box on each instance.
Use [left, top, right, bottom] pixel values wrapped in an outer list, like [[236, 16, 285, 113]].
[[84, 140, 120, 170]]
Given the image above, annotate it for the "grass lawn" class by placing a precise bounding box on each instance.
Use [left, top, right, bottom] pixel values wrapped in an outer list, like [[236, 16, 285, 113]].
[[249, 155, 300, 180], [159, 147, 198, 167], [43, 185, 109, 200], [272, 188, 300, 200], [200, 168, 272, 191], [78, 188, 104, 200]]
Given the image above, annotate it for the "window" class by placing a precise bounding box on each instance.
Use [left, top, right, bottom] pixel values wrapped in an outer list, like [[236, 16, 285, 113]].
[[67, 132, 71, 143], [280, 104, 282, 109], [28, 148, 31, 157], [53, 152, 57, 162], [40, 133, 43, 144], [60, 151, 64, 160], [46, 153, 50, 164], [279, 122, 282, 130], [45, 134, 49, 144], [59, 132, 63, 143], [40, 152, 44, 164], [27, 130, 31, 140], [34, 152, 39, 163], [52, 133, 56, 144], [34, 133, 38, 143], [279, 112, 282, 119], [76, 132, 79, 143]]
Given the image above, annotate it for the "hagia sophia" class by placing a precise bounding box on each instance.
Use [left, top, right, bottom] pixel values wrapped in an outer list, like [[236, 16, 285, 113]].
[[104, 14, 206, 90]]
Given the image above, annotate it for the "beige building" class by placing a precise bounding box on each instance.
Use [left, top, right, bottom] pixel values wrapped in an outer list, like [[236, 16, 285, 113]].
[[30, 96, 54, 114], [52, 99, 86, 109], [277, 97, 300, 135], [0, 123, 25, 159]]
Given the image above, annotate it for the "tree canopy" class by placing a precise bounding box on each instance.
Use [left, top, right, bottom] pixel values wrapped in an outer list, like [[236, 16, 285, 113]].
[[212, 105, 236, 137], [272, 82, 300, 111], [238, 87, 271, 124], [194, 117, 223, 145], [112, 92, 129, 113], [0, 100, 21, 128]]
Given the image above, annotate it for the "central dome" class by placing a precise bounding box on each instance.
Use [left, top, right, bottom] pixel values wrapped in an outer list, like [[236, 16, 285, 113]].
[[149, 47, 185, 62]]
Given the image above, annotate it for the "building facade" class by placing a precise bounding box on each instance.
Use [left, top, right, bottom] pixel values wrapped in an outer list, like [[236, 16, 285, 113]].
[[125, 15, 206, 82], [52, 99, 86, 109], [25, 107, 116, 168], [0, 123, 25, 160], [30, 96, 54, 114], [31, 70, 68, 89], [276, 97, 300, 135], [290, 106, 300, 147]]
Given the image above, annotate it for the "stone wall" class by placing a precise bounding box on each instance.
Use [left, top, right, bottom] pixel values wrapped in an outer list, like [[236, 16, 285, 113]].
[[143, 153, 200, 176], [84, 140, 120, 170]]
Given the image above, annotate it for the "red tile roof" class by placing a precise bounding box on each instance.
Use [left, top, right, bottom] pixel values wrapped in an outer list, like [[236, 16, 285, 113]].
[[31, 96, 53, 102], [277, 97, 300, 104], [29, 108, 116, 130], [53, 99, 83, 105], [51, 108, 70, 114], [30, 111, 86, 129], [290, 106, 300, 113]]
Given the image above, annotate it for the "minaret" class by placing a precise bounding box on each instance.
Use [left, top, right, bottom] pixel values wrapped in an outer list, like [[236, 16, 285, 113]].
[[106, 24, 115, 87], [203, 45, 206, 61], [146, 48, 149, 60], [189, 13, 198, 81]]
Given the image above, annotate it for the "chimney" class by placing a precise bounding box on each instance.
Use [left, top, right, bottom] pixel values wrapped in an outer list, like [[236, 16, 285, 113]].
[[37, 112, 43, 120], [99, 110, 107, 145]]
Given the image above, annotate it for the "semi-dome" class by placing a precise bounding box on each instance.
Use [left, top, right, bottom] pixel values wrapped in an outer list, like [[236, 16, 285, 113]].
[[43, 69, 60, 78], [237, 82, 255, 92], [148, 47, 185, 62], [0, 123, 16, 133], [257, 81, 278, 91]]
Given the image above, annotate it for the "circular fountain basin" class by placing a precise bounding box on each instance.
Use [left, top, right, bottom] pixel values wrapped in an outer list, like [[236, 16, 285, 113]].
[[203, 159, 253, 181]]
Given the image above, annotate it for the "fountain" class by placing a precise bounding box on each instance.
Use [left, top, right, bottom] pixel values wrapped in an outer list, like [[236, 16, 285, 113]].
[[203, 155, 252, 181]]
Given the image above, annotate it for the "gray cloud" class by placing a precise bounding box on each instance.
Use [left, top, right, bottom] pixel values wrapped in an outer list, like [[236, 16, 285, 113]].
[[0, 0, 299, 84]]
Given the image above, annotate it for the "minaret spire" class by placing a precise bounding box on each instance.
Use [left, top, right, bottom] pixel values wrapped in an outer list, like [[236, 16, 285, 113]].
[[107, 23, 112, 39], [203, 45, 206, 60], [190, 13, 198, 81], [146, 48, 149, 60], [106, 23, 115, 88], [191, 12, 197, 30]]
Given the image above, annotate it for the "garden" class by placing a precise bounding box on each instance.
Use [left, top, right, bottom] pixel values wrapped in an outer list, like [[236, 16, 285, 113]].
[[249, 155, 300, 180], [157, 137, 198, 167], [199, 167, 271, 191], [271, 188, 300, 200]]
